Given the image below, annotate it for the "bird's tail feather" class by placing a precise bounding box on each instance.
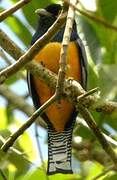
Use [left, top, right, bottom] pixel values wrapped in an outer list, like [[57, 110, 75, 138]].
[[47, 127, 73, 175]]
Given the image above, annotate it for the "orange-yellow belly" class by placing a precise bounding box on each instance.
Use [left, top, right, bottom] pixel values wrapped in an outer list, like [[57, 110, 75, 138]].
[[33, 42, 81, 132]]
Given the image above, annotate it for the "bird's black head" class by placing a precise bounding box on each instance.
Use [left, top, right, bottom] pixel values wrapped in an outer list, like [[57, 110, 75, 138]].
[[45, 4, 62, 16], [31, 4, 62, 44], [35, 4, 62, 19], [31, 3, 78, 45]]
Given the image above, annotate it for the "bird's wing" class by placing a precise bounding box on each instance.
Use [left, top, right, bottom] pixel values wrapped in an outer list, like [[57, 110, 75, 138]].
[[27, 72, 40, 109], [75, 37, 88, 90]]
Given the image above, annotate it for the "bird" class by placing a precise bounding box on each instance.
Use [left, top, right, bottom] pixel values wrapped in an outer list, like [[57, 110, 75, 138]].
[[27, 3, 87, 175]]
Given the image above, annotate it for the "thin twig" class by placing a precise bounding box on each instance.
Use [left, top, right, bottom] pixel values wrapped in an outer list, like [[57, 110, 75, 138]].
[[1, 80, 117, 148], [77, 87, 100, 100], [0, 0, 31, 22], [92, 165, 115, 180], [0, 136, 41, 170], [0, 15, 115, 169], [0, 49, 26, 80], [0, 84, 47, 129], [0, 84, 46, 129], [0, 30, 117, 115], [0, 49, 12, 65], [0, 30, 23, 60], [77, 104, 117, 169], [72, 139, 112, 165], [63, 0, 117, 32], [55, 0, 78, 101], [0, 84, 33, 116], [0, 12, 66, 84], [0, 169, 7, 180], [1, 95, 56, 152], [35, 125, 49, 180]]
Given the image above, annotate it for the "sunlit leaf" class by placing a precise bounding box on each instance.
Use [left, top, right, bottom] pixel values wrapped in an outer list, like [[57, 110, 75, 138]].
[[0, 0, 117, 179], [0, 108, 7, 129], [103, 172, 117, 180], [17, 126, 36, 161], [86, 163, 103, 180], [5, 75, 19, 85], [18, 169, 81, 180]]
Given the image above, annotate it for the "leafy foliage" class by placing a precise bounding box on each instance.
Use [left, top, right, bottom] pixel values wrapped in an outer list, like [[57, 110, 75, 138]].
[[0, 0, 117, 179]]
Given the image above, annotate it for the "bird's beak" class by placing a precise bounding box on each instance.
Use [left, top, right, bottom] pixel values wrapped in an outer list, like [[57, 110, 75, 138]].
[[35, 8, 52, 16]]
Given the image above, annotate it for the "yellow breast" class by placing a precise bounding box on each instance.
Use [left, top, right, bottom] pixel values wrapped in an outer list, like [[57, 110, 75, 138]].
[[33, 42, 81, 132]]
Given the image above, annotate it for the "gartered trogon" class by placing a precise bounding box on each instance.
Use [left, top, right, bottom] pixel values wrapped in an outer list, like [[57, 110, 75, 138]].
[[27, 4, 87, 175]]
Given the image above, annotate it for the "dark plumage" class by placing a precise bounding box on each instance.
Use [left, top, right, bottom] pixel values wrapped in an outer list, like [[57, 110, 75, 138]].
[[27, 3, 87, 175]]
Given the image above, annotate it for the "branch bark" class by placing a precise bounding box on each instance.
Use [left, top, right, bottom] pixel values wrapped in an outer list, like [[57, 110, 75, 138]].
[[0, 84, 33, 116], [0, 0, 31, 22], [76, 104, 117, 168], [0, 21, 117, 168], [0, 12, 66, 84], [1, 95, 56, 152], [63, 0, 117, 32], [55, 0, 77, 100], [0, 29, 117, 115], [73, 140, 112, 165]]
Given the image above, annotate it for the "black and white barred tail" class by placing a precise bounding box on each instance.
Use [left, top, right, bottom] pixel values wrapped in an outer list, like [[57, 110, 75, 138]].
[[47, 127, 73, 175]]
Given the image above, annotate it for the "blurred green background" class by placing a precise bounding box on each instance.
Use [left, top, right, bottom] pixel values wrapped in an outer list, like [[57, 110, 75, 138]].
[[0, 0, 117, 179]]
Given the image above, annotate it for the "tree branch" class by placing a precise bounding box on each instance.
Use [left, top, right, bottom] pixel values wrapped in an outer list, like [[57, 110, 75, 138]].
[[0, 0, 31, 22], [63, 0, 117, 32], [0, 29, 23, 60], [0, 12, 66, 84], [1, 1, 117, 175], [76, 104, 117, 168], [92, 165, 116, 180], [55, 0, 77, 101], [0, 84, 47, 128], [0, 32, 117, 168], [34, 125, 48, 179], [0, 29, 117, 115], [0, 136, 39, 170], [0, 84, 33, 116], [1, 95, 56, 152], [0, 169, 7, 180], [73, 140, 112, 165]]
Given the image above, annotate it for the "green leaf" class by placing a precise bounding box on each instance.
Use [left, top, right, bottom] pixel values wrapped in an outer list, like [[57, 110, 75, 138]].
[[18, 130, 36, 161], [83, 13, 117, 64], [0, 108, 7, 129], [22, 0, 56, 28], [98, 0, 117, 22], [103, 114, 117, 131], [79, 16, 101, 64], [86, 163, 103, 180], [103, 172, 117, 180], [0, 148, 7, 162], [88, 58, 99, 89], [5, 103, 15, 124], [74, 125, 93, 139], [0, 135, 30, 178], [19, 169, 81, 180], [5, 75, 19, 85], [98, 64, 117, 98], [8, 151, 30, 177], [5, 16, 32, 46], [16, 169, 47, 180], [17, 167, 81, 180], [83, 162, 103, 180]]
